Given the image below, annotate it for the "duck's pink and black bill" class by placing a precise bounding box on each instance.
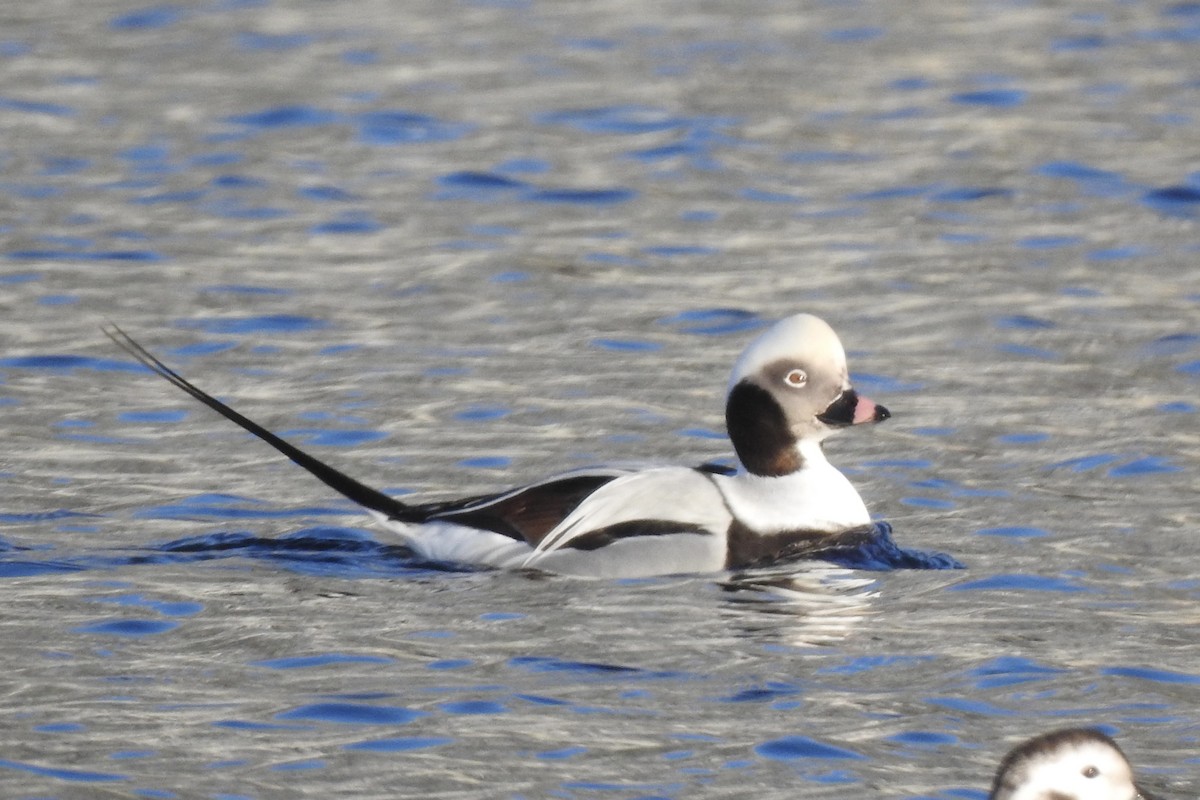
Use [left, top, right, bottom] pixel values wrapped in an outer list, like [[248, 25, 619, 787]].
[[817, 389, 890, 427]]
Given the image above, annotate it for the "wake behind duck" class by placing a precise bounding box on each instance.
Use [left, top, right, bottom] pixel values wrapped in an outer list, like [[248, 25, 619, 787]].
[[106, 313, 947, 578]]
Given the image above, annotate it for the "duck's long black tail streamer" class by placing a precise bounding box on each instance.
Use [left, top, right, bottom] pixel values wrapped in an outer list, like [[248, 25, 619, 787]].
[[103, 325, 418, 523]]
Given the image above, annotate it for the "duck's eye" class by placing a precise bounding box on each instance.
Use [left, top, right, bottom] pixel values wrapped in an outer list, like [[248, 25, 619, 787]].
[[783, 369, 808, 388], [1082, 765, 1099, 779]]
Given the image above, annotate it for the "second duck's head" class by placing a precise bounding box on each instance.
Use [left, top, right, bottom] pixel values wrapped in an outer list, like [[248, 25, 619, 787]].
[[989, 728, 1150, 800], [725, 313, 889, 477]]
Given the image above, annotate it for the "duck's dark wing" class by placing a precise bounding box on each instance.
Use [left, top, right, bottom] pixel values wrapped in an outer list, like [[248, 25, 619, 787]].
[[104, 325, 423, 523], [417, 471, 627, 546]]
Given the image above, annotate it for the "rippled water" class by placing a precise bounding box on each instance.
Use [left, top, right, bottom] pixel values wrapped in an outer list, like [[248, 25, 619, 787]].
[[2, 1, 1198, 798]]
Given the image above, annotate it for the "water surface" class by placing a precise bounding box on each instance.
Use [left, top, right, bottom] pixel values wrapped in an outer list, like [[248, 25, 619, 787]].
[[1, 1, 1198, 798]]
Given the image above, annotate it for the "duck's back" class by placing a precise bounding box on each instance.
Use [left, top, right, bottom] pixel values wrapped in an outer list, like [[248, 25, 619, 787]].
[[527, 467, 733, 577]]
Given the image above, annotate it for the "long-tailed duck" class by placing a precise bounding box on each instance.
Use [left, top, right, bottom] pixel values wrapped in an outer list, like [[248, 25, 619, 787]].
[[105, 313, 890, 577], [990, 728, 1154, 800]]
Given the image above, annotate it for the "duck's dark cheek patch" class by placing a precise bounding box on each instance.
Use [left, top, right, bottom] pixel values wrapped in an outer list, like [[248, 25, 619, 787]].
[[725, 381, 800, 477]]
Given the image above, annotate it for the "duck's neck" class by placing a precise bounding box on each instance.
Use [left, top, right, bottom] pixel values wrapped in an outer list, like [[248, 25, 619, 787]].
[[725, 381, 803, 477]]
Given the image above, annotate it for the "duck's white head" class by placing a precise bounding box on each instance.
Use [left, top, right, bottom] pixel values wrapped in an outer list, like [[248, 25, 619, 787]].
[[725, 313, 888, 477], [989, 729, 1147, 800]]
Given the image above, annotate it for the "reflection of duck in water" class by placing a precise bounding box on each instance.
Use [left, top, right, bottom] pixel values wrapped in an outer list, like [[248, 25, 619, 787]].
[[106, 313, 897, 578], [990, 728, 1155, 800], [719, 565, 880, 647]]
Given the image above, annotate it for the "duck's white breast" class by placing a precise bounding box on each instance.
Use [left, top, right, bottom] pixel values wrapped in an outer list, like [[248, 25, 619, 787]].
[[714, 442, 870, 534]]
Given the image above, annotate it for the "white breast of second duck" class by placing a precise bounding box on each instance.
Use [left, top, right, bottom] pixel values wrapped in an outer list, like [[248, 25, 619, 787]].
[[713, 440, 871, 533]]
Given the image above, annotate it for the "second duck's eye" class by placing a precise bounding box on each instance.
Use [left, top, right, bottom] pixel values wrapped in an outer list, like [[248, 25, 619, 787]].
[[1082, 766, 1099, 779], [783, 369, 808, 387]]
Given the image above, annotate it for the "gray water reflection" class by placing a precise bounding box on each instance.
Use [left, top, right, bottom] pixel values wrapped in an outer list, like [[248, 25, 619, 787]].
[[2, 0, 1199, 798], [719, 567, 879, 647]]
